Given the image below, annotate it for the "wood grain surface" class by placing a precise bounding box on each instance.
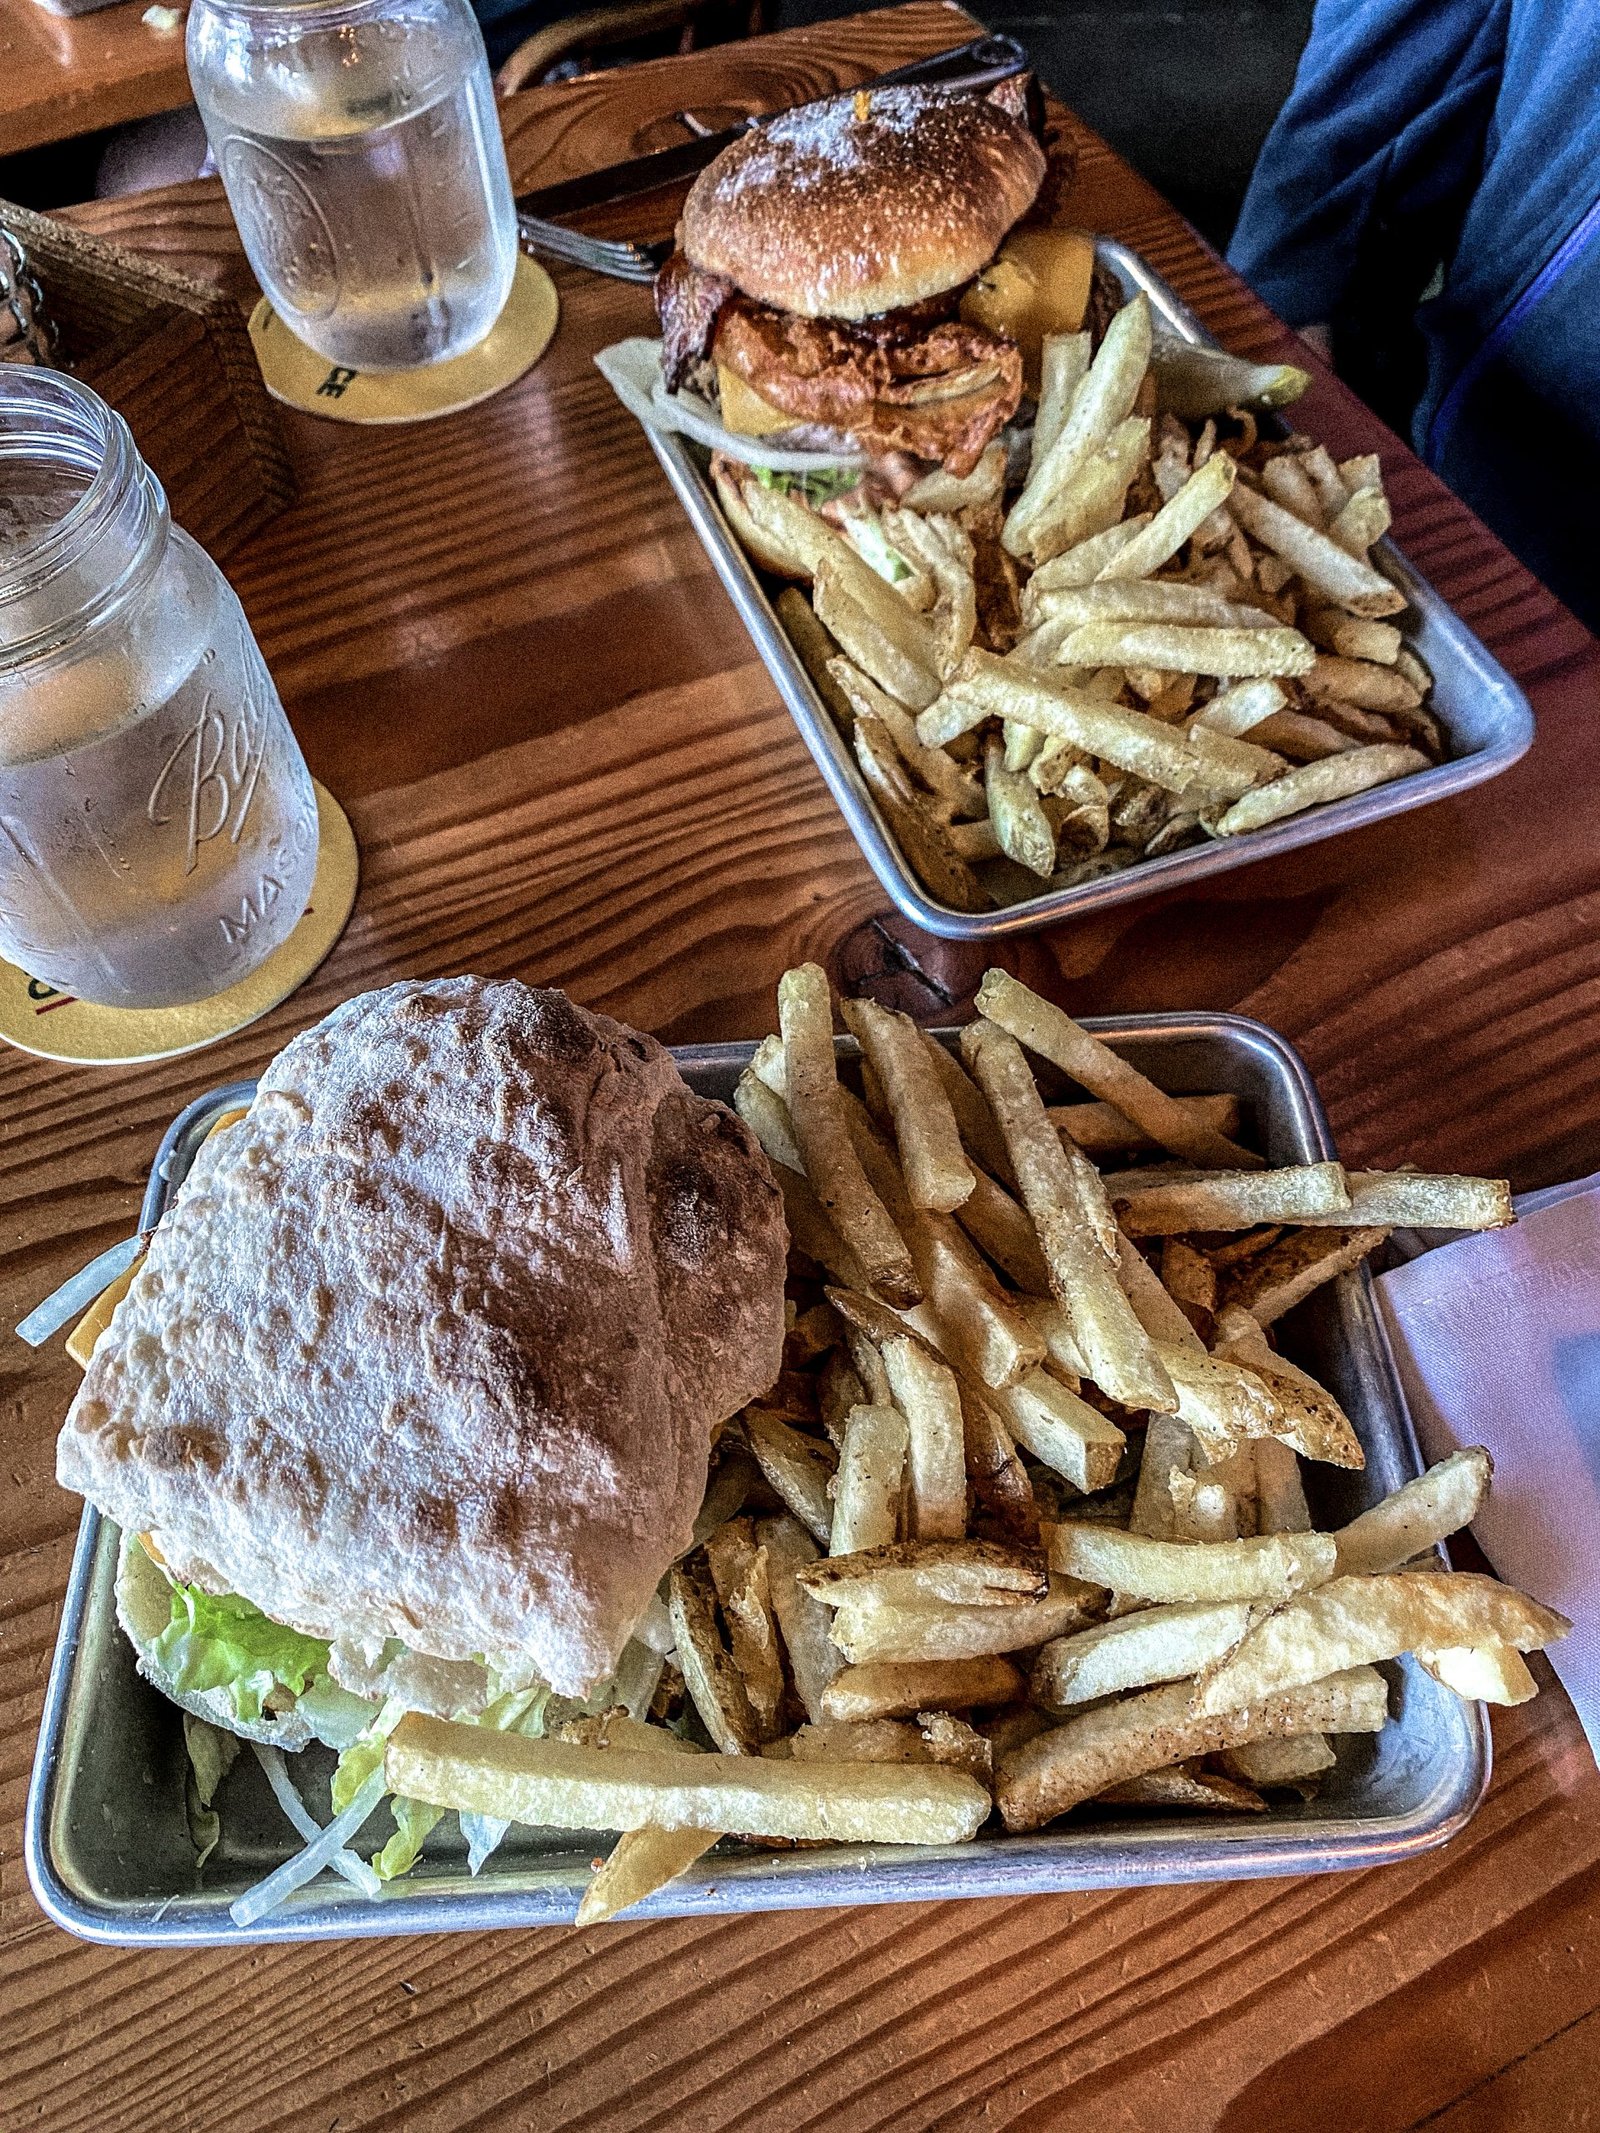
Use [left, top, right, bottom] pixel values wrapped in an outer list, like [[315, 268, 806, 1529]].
[[4, 7, 1600, 2127], [0, 0, 191, 155]]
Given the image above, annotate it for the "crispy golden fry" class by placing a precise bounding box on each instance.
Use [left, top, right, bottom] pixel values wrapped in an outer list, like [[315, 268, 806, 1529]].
[[1023, 517, 1155, 598], [1157, 1342, 1286, 1460], [830, 1402, 908, 1556], [830, 1577, 1102, 1664], [743, 1406, 837, 1546], [704, 1520, 786, 1742], [1328, 485, 1392, 556], [1188, 677, 1288, 738], [1261, 452, 1326, 526], [668, 1559, 759, 1754], [996, 1666, 1387, 1830], [1209, 1306, 1366, 1469], [787, 1716, 925, 1764], [1027, 417, 1152, 565], [841, 996, 976, 1214], [776, 587, 858, 734], [1108, 1161, 1352, 1233], [916, 1029, 1015, 1182], [821, 1657, 1023, 1722], [780, 963, 920, 1308], [830, 660, 985, 818], [1034, 331, 1093, 463], [1301, 1170, 1513, 1231], [813, 553, 942, 710], [1194, 1572, 1571, 1714], [928, 648, 1284, 800], [1031, 1599, 1259, 1709], [1223, 1225, 1390, 1325], [1130, 1411, 1199, 1540], [962, 1017, 1176, 1413], [1095, 450, 1239, 582], [1332, 1447, 1493, 1576], [1222, 1734, 1336, 1788], [903, 441, 1007, 514], [881, 1333, 967, 1541], [954, 1166, 1053, 1294], [1419, 1645, 1538, 1705], [1099, 1762, 1266, 1812], [851, 711, 990, 913], [759, 1513, 843, 1724], [1302, 610, 1403, 665], [776, 1166, 872, 1292], [1253, 1436, 1312, 1536], [1006, 294, 1152, 556], [958, 1379, 1040, 1545], [1060, 621, 1315, 680], [985, 731, 1058, 877], [1303, 653, 1421, 714], [974, 969, 1261, 1170], [734, 1068, 802, 1173], [1049, 1520, 1337, 1602], [799, 1539, 1049, 1610], [1047, 1092, 1245, 1159], [994, 1365, 1126, 1493], [1113, 1233, 1207, 1352], [389, 1714, 990, 1845], [577, 1825, 720, 1926], [1025, 577, 1268, 633], [1228, 480, 1406, 617]]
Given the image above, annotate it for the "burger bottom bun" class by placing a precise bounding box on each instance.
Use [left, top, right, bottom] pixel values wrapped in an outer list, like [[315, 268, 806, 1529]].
[[115, 1530, 373, 1752]]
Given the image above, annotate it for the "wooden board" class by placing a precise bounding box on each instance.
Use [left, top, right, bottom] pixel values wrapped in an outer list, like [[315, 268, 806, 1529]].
[[0, 0, 191, 155], [4, 8, 1599, 2127]]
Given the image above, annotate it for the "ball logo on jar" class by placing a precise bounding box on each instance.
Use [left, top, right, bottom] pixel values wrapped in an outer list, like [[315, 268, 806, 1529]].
[[219, 138, 340, 319], [147, 689, 270, 874]]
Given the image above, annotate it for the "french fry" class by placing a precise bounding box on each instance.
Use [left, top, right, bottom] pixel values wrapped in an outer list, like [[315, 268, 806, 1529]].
[[1024, 578, 1274, 634], [1113, 1233, 1206, 1352], [704, 1519, 786, 1742], [958, 1380, 1040, 1545], [780, 963, 920, 1308], [881, 1334, 967, 1541], [830, 1577, 1101, 1664], [996, 1666, 1388, 1830], [1006, 294, 1153, 556], [1299, 1170, 1513, 1231], [1299, 444, 1351, 519], [1094, 450, 1238, 581], [1194, 1572, 1571, 1714], [776, 586, 858, 734], [903, 441, 1007, 514], [776, 1166, 872, 1291], [1261, 451, 1326, 525], [787, 1717, 926, 1764], [830, 1402, 909, 1555], [1048, 1092, 1245, 1159], [1303, 653, 1421, 715], [974, 969, 1262, 1170], [759, 1513, 843, 1724], [1157, 1342, 1286, 1461], [713, 462, 840, 578], [1048, 1520, 1337, 1602], [1301, 611, 1403, 665], [1328, 485, 1391, 557], [1209, 1306, 1366, 1468], [954, 1166, 1052, 1293], [1060, 621, 1315, 680], [1228, 480, 1406, 616], [985, 732, 1058, 877], [1332, 1447, 1493, 1576], [961, 1017, 1176, 1412], [1419, 1645, 1538, 1705], [798, 1539, 1049, 1610], [882, 509, 979, 674], [1100, 1763, 1266, 1812], [829, 661, 985, 819], [852, 712, 989, 912], [1222, 1225, 1390, 1325], [813, 552, 942, 710], [1022, 516, 1154, 596], [668, 1558, 760, 1755], [841, 996, 975, 1213], [1130, 1411, 1198, 1539], [1034, 331, 1092, 463], [1189, 678, 1288, 736], [1253, 1436, 1312, 1536], [1027, 417, 1152, 564], [734, 1068, 802, 1173], [1031, 1599, 1259, 1709], [993, 1366, 1126, 1493], [916, 1028, 1015, 1182], [389, 1714, 991, 1846], [743, 1406, 837, 1546], [1109, 1161, 1352, 1234], [578, 1824, 720, 1927], [821, 1657, 1022, 1722], [1222, 1734, 1336, 1788]]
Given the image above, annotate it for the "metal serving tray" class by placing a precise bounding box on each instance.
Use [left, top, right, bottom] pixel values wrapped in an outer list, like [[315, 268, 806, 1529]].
[[26, 1016, 1487, 1945], [648, 238, 1535, 940]]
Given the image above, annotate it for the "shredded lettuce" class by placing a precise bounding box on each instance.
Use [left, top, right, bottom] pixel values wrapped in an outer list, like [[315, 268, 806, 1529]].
[[750, 464, 863, 507], [152, 1581, 332, 1726], [841, 514, 915, 586]]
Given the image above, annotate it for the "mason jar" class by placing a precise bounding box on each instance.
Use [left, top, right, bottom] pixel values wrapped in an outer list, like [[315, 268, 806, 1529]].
[[0, 368, 319, 1010], [187, 0, 519, 372]]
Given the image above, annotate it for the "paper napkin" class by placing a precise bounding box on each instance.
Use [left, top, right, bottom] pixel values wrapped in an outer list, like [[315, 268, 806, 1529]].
[[1376, 1178, 1600, 1762]]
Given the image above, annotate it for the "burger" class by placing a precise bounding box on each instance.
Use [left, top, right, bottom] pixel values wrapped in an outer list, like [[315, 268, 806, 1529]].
[[55, 977, 787, 1891], [656, 84, 1059, 489]]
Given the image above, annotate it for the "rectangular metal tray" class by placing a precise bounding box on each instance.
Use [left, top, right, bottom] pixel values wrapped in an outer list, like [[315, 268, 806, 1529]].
[[648, 238, 1535, 939], [26, 1016, 1487, 1944]]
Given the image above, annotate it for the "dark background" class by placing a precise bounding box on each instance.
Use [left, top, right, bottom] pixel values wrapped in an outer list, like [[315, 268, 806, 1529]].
[[776, 0, 1317, 249]]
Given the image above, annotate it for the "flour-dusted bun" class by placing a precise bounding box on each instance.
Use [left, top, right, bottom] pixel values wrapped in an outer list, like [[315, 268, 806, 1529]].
[[60, 978, 789, 1699], [681, 86, 1046, 320]]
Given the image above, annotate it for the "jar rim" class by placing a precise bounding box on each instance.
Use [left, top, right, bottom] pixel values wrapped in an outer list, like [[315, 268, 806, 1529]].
[[0, 368, 168, 669]]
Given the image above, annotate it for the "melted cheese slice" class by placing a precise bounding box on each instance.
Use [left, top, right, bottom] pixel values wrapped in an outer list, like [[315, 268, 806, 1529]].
[[716, 365, 797, 439], [961, 229, 1096, 384]]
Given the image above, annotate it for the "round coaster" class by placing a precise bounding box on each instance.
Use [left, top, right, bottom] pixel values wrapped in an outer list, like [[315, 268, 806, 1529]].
[[0, 781, 358, 1066], [249, 252, 559, 425]]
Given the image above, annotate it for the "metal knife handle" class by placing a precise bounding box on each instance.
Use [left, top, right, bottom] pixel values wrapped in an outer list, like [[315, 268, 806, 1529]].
[[866, 32, 1032, 95]]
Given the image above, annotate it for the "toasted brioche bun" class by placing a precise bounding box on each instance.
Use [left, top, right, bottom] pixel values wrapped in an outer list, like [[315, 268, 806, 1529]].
[[681, 87, 1045, 320]]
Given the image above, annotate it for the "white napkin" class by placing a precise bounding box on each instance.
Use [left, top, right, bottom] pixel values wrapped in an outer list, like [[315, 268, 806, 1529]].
[[1376, 1176, 1600, 1761]]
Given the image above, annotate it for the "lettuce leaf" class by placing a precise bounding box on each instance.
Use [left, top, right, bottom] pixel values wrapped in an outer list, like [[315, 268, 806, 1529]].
[[152, 1582, 332, 1726], [751, 464, 863, 507]]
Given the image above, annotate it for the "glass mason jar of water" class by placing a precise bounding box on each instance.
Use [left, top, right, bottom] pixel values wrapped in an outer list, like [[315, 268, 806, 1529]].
[[0, 369, 319, 1009], [188, 0, 519, 371]]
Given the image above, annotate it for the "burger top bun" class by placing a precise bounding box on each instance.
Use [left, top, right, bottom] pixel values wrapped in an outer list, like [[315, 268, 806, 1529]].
[[680, 86, 1046, 320]]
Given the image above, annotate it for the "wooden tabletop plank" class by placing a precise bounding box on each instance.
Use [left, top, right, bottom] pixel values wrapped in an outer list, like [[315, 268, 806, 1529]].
[[0, 0, 190, 155], [4, 6, 1600, 2125]]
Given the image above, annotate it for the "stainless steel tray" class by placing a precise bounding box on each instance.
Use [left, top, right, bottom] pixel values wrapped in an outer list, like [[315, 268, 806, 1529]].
[[648, 238, 1535, 939], [26, 1017, 1487, 1944]]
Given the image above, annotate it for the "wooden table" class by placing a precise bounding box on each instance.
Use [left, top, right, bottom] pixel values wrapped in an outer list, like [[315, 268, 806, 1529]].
[[5, 6, 1600, 2125], [0, 0, 191, 156]]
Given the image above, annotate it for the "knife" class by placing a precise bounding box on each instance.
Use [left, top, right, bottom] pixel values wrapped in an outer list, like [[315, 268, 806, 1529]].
[[513, 32, 1033, 222]]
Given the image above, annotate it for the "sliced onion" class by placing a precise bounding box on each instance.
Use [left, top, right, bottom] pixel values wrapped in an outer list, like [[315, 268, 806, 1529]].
[[14, 1234, 145, 1346], [230, 1766, 386, 1927], [250, 1744, 382, 1898], [459, 1811, 511, 1876]]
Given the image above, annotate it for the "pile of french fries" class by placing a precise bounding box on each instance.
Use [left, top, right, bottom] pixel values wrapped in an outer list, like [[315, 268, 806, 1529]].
[[714, 290, 1445, 910], [386, 967, 1567, 1920]]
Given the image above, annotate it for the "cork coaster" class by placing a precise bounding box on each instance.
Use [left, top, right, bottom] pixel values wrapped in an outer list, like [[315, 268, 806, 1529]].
[[0, 781, 357, 1066], [249, 252, 559, 425]]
